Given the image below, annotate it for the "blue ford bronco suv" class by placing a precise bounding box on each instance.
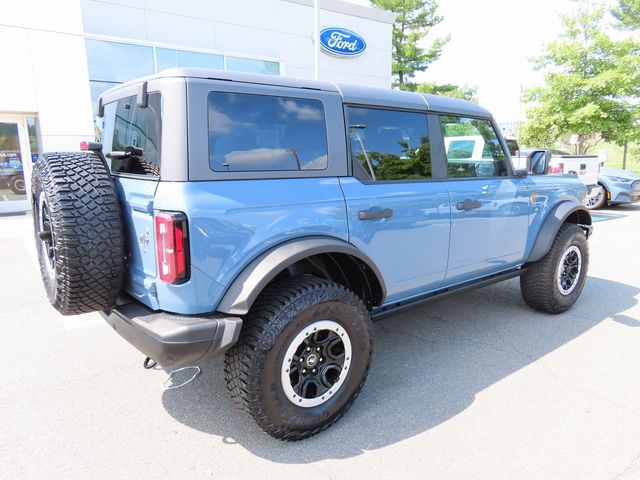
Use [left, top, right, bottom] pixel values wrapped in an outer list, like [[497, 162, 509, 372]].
[[32, 68, 592, 440]]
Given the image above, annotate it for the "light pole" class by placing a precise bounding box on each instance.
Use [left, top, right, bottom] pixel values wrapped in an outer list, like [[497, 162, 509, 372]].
[[314, 0, 320, 81]]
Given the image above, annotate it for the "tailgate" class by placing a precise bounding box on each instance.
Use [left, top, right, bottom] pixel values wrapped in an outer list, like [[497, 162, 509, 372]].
[[113, 176, 160, 310], [552, 155, 602, 186]]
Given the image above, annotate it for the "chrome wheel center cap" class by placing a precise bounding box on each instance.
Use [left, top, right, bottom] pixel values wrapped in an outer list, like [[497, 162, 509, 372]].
[[306, 354, 318, 367]]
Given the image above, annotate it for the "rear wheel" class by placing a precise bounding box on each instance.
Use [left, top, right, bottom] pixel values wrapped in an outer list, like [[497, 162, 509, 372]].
[[520, 223, 589, 314], [224, 276, 373, 440], [32, 152, 124, 315]]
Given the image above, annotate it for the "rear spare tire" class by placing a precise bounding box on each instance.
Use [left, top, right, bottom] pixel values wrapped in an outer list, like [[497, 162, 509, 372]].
[[32, 152, 124, 315]]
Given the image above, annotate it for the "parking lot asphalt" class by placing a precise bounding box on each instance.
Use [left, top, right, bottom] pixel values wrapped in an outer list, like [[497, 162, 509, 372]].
[[1, 205, 640, 480]]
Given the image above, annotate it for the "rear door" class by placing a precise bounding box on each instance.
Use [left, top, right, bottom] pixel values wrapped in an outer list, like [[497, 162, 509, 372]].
[[437, 115, 530, 285], [340, 106, 450, 305], [99, 91, 162, 309]]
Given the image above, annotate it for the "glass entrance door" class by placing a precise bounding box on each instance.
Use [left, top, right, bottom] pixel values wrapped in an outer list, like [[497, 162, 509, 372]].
[[0, 115, 35, 214]]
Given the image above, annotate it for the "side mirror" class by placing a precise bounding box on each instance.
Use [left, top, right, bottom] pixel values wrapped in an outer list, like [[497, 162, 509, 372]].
[[526, 150, 552, 175]]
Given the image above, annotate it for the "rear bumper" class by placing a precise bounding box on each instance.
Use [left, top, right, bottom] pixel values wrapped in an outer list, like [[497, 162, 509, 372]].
[[100, 296, 242, 369]]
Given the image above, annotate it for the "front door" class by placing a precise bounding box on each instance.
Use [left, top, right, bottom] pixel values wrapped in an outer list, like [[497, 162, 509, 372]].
[[438, 114, 530, 285], [0, 115, 35, 214], [340, 106, 450, 305]]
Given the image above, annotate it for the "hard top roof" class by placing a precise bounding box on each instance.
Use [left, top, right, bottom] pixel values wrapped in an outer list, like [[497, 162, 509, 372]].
[[105, 68, 492, 118]]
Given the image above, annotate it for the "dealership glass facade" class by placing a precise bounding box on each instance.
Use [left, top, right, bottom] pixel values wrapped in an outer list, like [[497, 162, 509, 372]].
[[85, 39, 281, 113]]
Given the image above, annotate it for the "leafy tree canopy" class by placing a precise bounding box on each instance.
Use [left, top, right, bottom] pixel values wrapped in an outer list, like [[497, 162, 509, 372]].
[[520, 8, 640, 154], [612, 0, 640, 29]]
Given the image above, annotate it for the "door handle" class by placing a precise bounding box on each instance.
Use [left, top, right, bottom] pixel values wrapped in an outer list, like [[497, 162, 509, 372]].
[[456, 199, 482, 211], [358, 207, 394, 221]]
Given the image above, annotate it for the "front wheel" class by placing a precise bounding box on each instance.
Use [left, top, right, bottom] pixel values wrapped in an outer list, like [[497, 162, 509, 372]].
[[520, 223, 589, 314], [224, 276, 373, 440], [585, 186, 607, 210]]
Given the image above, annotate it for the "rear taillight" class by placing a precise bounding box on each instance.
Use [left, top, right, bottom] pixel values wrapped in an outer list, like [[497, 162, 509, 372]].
[[548, 163, 564, 174], [155, 211, 189, 284]]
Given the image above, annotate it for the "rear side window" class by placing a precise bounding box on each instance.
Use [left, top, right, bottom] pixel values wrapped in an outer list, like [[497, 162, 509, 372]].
[[102, 93, 162, 177], [347, 106, 431, 181], [208, 92, 328, 172], [506, 139, 519, 156], [440, 116, 509, 178]]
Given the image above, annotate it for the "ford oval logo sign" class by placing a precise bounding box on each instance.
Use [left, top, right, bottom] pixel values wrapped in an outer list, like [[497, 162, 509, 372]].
[[319, 27, 366, 57]]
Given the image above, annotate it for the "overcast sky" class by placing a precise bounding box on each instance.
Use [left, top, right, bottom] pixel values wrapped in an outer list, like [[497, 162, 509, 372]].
[[346, 0, 597, 122]]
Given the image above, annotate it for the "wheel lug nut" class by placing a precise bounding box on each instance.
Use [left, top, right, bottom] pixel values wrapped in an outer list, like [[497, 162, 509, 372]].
[[312, 369, 316, 373], [302, 368, 307, 374], [320, 357, 324, 362], [316, 347, 321, 351], [306, 347, 311, 352]]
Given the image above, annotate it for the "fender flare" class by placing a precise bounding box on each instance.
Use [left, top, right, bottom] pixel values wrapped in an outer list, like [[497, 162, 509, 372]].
[[216, 236, 387, 315], [527, 201, 592, 263]]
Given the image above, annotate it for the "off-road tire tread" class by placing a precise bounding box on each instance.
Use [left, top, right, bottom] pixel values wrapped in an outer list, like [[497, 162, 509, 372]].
[[224, 276, 372, 441], [32, 152, 124, 315], [520, 223, 588, 314]]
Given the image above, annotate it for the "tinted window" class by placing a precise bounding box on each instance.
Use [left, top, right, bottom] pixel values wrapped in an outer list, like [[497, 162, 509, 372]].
[[103, 93, 162, 177], [226, 57, 280, 75], [208, 93, 328, 172], [347, 107, 431, 181], [85, 39, 154, 83], [506, 139, 519, 156], [441, 116, 509, 178], [156, 48, 224, 71]]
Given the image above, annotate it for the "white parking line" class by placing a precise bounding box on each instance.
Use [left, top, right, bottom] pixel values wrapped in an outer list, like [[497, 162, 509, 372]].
[[60, 313, 104, 331]]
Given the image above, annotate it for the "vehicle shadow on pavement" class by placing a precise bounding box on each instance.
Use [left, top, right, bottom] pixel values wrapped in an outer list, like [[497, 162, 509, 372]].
[[162, 275, 638, 462], [604, 204, 640, 213]]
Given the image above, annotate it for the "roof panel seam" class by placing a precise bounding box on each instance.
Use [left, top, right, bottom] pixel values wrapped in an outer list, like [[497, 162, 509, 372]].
[[418, 92, 430, 110], [332, 81, 344, 100]]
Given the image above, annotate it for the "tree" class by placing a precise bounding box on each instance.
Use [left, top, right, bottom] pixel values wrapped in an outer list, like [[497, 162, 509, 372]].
[[520, 8, 640, 154], [356, 137, 432, 180], [370, 0, 449, 87], [612, 0, 640, 29]]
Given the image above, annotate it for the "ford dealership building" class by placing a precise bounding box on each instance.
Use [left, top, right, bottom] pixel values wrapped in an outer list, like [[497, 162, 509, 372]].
[[0, 0, 394, 213]]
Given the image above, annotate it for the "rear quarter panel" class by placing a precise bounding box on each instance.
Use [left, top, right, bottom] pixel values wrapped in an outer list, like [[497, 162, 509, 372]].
[[152, 178, 348, 314]]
